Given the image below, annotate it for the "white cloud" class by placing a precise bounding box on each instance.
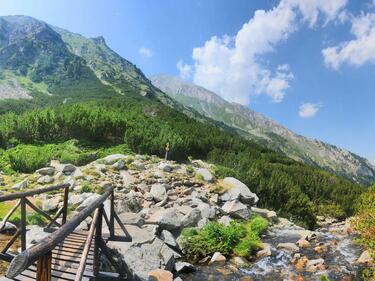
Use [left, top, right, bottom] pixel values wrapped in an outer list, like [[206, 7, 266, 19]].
[[299, 102, 321, 118], [323, 13, 375, 70], [139, 47, 153, 58], [185, 0, 347, 105], [176, 60, 192, 79]]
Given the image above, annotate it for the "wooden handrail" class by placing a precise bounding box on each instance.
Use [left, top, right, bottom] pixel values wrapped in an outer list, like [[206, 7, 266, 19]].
[[0, 183, 70, 202], [6, 185, 114, 278]]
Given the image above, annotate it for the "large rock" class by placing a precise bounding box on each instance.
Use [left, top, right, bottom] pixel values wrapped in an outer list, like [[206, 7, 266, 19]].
[[174, 261, 196, 273], [37, 175, 54, 185], [116, 191, 142, 213], [160, 230, 177, 248], [147, 208, 182, 230], [26, 226, 50, 247], [103, 154, 128, 165], [198, 203, 216, 220], [221, 200, 250, 220], [60, 164, 76, 174], [209, 252, 226, 264], [182, 208, 201, 227], [76, 194, 101, 211], [118, 212, 145, 227], [150, 184, 167, 202], [256, 243, 272, 258], [36, 167, 55, 176], [277, 242, 300, 252], [195, 168, 214, 182], [11, 179, 28, 190], [148, 269, 173, 281], [357, 250, 373, 265], [42, 197, 60, 211], [158, 163, 173, 172], [109, 238, 178, 281], [220, 177, 259, 205], [251, 207, 277, 222]]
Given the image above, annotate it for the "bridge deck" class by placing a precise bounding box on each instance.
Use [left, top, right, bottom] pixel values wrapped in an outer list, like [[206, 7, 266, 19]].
[[11, 230, 96, 281]]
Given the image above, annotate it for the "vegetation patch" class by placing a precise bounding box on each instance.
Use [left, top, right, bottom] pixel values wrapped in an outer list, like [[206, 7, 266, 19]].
[[180, 216, 268, 261]]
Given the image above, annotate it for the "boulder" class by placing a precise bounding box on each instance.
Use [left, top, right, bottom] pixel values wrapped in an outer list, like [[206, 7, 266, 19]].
[[195, 168, 214, 182], [174, 262, 196, 273], [120, 170, 137, 188], [160, 230, 177, 248], [131, 161, 145, 170], [76, 194, 101, 211], [209, 252, 226, 264], [0, 222, 17, 233], [296, 238, 311, 248], [147, 208, 182, 231], [251, 207, 277, 222], [118, 212, 145, 227], [37, 175, 54, 185], [42, 197, 60, 211], [197, 203, 216, 220], [220, 177, 258, 205], [68, 193, 92, 206], [148, 269, 173, 281], [150, 184, 167, 202], [277, 242, 300, 252], [60, 164, 76, 174], [230, 257, 247, 267], [357, 250, 372, 265], [116, 191, 142, 213], [218, 215, 233, 226], [182, 208, 201, 227], [158, 163, 173, 172], [26, 226, 50, 247], [306, 258, 325, 272], [11, 179, 28, 190], [221, 200, 250, 220], [103, 154, 127, 165], [36, 167, 55, 176], [256, 243, 272, 258], [112, 160, 125, 170]]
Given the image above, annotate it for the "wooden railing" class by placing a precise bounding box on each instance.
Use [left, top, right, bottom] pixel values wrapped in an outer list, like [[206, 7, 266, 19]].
[[0, 183, 132, 280]]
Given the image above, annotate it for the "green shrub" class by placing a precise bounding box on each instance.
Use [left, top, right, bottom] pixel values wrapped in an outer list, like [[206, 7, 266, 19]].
[[27, 213, 47, 225], [319, 275, 330, 281], [80, 182, 93, 193], [180, 216, 268, 261]]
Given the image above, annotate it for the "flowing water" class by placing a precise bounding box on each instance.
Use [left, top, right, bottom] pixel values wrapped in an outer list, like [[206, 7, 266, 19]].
[[181, 221, 366, 281]]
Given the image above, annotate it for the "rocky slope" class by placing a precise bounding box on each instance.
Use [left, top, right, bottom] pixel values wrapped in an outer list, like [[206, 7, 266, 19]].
[[0, 155, 371, 280], [151, 75, 375, 185]]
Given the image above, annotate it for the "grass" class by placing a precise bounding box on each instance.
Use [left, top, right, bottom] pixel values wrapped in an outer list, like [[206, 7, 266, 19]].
[[180, 215, 268, 261], [0, 201, 47, 226]]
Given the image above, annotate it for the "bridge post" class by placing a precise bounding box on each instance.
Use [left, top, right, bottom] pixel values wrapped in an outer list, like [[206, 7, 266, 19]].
[[94, 205, 103, 279], [36, 251, 52, 281], [20, 198, 26, 251], [62, 184, 69, 225], [110, 191, 115, 239]]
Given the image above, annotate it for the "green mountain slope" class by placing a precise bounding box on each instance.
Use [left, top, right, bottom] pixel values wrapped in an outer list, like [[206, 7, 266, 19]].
[[151, 74, 375, 185]]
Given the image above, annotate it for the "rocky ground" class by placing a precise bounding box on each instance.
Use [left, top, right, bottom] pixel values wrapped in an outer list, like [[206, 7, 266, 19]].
[[0, 154, 372, 281]]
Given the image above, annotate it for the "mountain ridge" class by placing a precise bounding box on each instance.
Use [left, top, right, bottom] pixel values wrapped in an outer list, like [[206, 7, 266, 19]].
[[151, 74, 375, 185]]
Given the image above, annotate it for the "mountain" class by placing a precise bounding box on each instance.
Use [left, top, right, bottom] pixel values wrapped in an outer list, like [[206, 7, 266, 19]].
[[151, 74, 375, 185]]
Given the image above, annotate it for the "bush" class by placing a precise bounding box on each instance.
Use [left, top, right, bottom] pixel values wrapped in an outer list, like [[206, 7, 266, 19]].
[[180, 216, 268, 261], [80, 182, 93, 193]]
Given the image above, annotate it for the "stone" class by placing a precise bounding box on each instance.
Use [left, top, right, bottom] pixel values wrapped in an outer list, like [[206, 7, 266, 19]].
[[147, 208, 182, 231], [36, 166, 55, 176], [299, 230, 317, 241], [230, 257, 247, 267], [251, 207, 277, 222], [61, 164, 76, 174], [357, 250, 372, 265], [0, 222, 17, 233], [37, 175, 54, 185], [117, 191, 142, 213], [11, 179, 28, 190], [220, 177, 259, 205], [277, 243, 300, 252], [306, 258, 325, 272], [221, 200, 250, 220], [196, 168, 214, 182], [197, 218, 210, 228], [131, 161, 145, 170], [174, 262, 196, 273], [112, 160, 125, 170], [182, 208, 201, 227], [160, 230, 177, 248], [198, 203, 216, 220], [26, 226, 50, 247], [209, 252, 226, 264], [256, 243, 272, 258], [42, 197, 60, 211], [118, 212, 145, 227], [120, 170, 137, 188], [218, 215, 233, 226], [296, 238, 311, 248], [76, 194, 101, 211], [158, 163, 173, 172], [148, 269, 173, 281], [150, 184, 167, 202], [68, 193, 91, 206], [103, 154, 127, 165]]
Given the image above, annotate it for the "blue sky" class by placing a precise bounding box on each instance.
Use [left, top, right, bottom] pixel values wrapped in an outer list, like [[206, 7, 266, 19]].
[[1, 0, 375, 162]]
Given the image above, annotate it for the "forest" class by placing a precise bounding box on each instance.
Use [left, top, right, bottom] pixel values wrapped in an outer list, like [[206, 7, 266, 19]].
[[0, 98, 366, 229]]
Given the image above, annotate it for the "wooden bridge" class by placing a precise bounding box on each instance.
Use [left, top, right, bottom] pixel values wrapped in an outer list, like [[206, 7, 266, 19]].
[[0, 183, 132, 281]]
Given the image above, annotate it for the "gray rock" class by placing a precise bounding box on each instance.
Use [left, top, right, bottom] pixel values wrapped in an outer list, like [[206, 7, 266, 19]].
[[256, 243, 272, 258], [197, 218, 210, 229], [182, 208, 201, 227], [136, 183, 150, 193], [11, 179, 28, 190], [26, 226, 50, 247], [277, 242, 300, 252], [196, 168, 214, 182], [357, 250, 372, 265], [251, 207, 277, 222], [37, 175, 54, 185], [147, 208, 182, 230], [117, 191, 142, 213], [72, 168, 84, 179], [103, 154, 127, 165], [131, 161, 145, 170], [160, 230, 177, 248], [209, 252, 226, 264], [174, 262, 196, 273], [0, 222, 17, 233], [61, 164, 76, 174], [218, 215, 233, 226], [221, 200, 250, 220], [112, 160, 125, 170], [150, 184, 167, 202], [36, 166, 55, 176], [158, 163, 173, 172], [220, 177, 259, 205], [68, 193, 92, 206], [42, 197, 60, 211], [118, 212, 145, 226], [198, 203, 216, 220], [76, 194, 101, 211]]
